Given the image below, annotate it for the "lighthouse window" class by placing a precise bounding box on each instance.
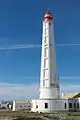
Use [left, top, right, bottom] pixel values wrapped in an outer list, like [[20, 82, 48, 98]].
[[44, 69, 48, 78], [45, 29, 46, 35], [44, 37, 48, 44], [49, 23, 51, 25], [43, 80, 45, 87], [44, 59, 48, 68], [44, 37, 47, 43], [45, 103, 48, 108], [44, 48, 48, 57]]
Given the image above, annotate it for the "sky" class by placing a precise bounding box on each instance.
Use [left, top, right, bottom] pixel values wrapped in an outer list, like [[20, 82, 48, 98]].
[[0, 0, 80, 100]]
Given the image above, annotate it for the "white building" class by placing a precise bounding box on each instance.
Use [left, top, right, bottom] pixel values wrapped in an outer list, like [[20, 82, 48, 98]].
[[12, 100, 31, 111], [31, 11, 80, 113]]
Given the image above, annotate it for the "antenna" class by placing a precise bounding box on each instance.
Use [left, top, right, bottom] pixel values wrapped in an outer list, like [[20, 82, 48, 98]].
[[47, 8, 50, 12]]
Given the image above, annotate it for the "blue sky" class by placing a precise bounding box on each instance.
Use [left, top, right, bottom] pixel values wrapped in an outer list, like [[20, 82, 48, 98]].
[[0, 0, 80, 99]]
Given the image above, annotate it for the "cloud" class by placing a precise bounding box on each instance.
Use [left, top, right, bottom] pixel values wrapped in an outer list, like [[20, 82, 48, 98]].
[[23, 76, 80, 80], [0, 83, 39, 100], [60, 76, 80, 80], [56, 44, 80, 46], [23, 76, 39, 79], [0, 44, 79, 51], [60, 84, 80, 93], [0, 44, 41, 51], [0, 82, 80, 100]]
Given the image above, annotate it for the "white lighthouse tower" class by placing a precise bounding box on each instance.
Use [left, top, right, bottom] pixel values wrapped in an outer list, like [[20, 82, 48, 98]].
[[31, 11, 70, 113], [39, 11, 60, 99]]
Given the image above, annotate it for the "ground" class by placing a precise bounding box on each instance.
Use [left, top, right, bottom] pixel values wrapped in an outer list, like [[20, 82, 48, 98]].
[[0, 109, 80, 120], [68, 112, 80, 120]]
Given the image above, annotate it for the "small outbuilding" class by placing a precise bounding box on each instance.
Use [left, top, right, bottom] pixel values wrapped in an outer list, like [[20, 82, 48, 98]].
[[12, 100, 32, 111]]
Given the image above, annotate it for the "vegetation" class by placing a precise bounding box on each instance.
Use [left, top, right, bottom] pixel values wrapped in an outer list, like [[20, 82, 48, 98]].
[[0, 110, 80, 120], [68, 112, 80, 120]]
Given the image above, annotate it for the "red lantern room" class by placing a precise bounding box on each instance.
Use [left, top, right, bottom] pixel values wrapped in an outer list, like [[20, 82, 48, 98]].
[[44, 11, 53, 21]]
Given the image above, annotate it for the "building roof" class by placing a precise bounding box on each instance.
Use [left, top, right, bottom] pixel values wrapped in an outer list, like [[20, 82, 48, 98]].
[[61, 93, 80, 99], [15, 100, 31, 104]]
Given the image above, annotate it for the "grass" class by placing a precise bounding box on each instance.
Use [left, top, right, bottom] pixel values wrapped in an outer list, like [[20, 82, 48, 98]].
[[0, 109, 42, 117], [0, 109, 80, 120], [68, 112, 80, 120]]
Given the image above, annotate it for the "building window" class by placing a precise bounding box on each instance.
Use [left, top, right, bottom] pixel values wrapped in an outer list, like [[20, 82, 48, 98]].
[[45, 103, 48, 109], [50, 83, 55, 87], [28, 105, 30, 107], [77, 103, 79, 108], [74, 103, 76, 108], [64, 103, 67, 109], [69, 103, 72, 108], [36, 105, 38, 108]]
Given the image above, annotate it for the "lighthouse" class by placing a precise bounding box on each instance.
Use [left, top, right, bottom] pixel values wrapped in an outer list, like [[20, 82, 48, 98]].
[[39, 11, 60, 99], [31, 11, 73, 113], [12, 10, 80, 112]]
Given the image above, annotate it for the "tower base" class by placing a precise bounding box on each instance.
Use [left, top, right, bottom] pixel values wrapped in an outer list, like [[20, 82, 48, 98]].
[[39, 87, 60, 99], [31, 98, 79, 113]]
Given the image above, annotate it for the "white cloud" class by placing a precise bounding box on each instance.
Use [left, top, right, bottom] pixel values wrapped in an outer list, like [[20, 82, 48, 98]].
[[60, 84, 80, 93], [0, 83, 39, 100], [56, 44, 80, 46], [0, 44, 41, 50], [60, 76, 80, 80], [0, 82, 80, 100], [0, 44, 79, 51]]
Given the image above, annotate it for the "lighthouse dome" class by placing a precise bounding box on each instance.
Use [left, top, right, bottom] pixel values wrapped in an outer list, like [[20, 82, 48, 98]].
[[44, 11, 53, 21]]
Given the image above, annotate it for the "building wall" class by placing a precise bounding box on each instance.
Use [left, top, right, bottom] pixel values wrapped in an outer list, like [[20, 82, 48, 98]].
[[78, 98, 80, 110], [15, 103, 31, 110], [68, 99, 79, 111], [0, 103, 7, 108], [12, 98, 80, 112], [12, 100, 31, 111], [31, 99, 80, 113], [31, 99, 68, 113]]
